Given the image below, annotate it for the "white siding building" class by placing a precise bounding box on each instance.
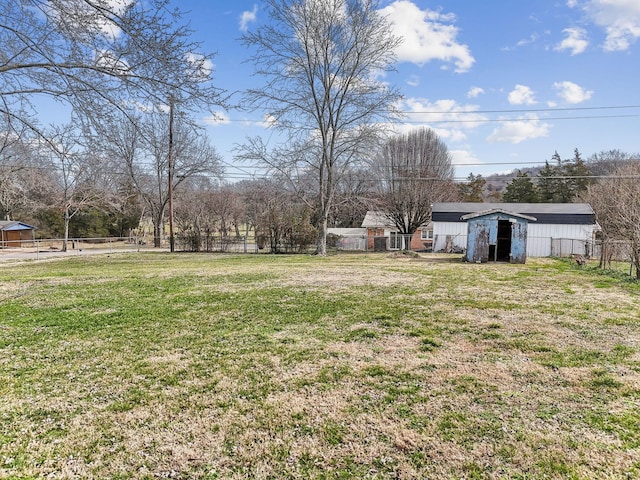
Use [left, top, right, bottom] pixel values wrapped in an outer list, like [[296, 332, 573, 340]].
[[432, 203, 598, 258]]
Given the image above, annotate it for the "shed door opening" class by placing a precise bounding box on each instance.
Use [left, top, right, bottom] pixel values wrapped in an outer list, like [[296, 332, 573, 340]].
[[496, 220, 512, 261]]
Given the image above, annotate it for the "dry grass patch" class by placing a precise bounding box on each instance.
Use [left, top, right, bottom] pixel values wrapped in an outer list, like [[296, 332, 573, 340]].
[[0, 253, 639, 478]]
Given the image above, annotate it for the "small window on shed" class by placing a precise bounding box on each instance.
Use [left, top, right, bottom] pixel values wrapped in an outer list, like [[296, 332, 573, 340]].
[[421, 229, 433, 240]]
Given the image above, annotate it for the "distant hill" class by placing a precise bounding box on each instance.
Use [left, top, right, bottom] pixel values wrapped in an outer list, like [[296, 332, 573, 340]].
[[481, 166, 543, 199], [480, 156, 640, 200]]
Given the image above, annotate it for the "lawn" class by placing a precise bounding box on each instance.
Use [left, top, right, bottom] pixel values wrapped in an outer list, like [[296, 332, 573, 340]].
[[1, 253, 639, 479]]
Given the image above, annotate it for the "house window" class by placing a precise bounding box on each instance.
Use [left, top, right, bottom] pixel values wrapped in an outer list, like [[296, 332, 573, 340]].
[[421, 229, 433, 240]]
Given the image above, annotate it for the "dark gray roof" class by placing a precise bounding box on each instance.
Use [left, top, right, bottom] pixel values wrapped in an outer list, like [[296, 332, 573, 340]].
[[432, 203, 594, 215], [432, 203, 595, 225]]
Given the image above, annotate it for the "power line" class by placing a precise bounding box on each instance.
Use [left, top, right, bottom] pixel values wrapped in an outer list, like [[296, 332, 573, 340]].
[[209, 105, 640, 125], [403, 105, 640, 114], [401, 114, 640, 124]]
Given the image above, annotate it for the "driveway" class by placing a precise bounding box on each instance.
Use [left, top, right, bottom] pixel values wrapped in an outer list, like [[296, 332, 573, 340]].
[[0, 246, 166, 262]]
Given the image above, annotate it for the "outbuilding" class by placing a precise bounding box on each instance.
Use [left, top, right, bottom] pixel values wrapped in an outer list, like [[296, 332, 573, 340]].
[[0, 221, 36, 248], [462, 208, 536, 263], [432, 203, 598, 259]]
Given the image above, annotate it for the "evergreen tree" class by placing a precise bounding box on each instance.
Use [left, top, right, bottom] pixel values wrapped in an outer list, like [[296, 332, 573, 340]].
[[564, 148, 592, 200], [503, 170, 539, 202], [537, 152, 570, 202], [537, 149, 593, 203], [458, 173, 486, 202]]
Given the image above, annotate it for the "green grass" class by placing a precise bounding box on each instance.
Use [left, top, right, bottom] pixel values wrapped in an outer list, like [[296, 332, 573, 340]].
[[0, 252, 639, 479]]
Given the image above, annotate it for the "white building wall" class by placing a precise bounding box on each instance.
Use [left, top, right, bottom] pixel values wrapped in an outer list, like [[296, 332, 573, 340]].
[[433, 222, 597, 257], [527, 224, 596, 257], [433, 222, 467, 252]]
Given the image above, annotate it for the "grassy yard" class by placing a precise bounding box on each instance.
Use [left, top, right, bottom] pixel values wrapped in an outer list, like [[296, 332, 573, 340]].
[[1, 253, 639, 479]]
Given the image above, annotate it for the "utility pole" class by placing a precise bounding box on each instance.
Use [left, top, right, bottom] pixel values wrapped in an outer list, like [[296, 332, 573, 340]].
[[168, 95, 175, 252]]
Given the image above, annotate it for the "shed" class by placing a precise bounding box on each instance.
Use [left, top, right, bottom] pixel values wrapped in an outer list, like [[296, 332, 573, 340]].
[[432, 203, 598, 258], [0, 221, 36, 248], [462, 209, 536, 263]]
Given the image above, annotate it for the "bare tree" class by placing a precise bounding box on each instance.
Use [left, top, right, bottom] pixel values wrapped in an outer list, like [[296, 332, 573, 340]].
[[173, 179, 251, 252], [109, 113, 223, 247], [588, 149, 638, 176], [240, 0, 402, 255], [1, 0, 225, 138], [44, 124, 103, 251], [330, 166, 376, 227], [0, 119, 36, 221], [173, 176, 215, 251], [584, 162, 640, 278], [372, 128, 457, 248]]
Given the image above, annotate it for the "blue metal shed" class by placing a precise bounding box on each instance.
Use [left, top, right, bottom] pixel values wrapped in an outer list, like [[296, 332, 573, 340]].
[[461, 209, 536, 264]]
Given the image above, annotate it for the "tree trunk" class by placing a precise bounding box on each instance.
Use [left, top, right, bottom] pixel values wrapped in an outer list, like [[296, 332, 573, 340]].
[[633, 240, 640, 279], [315, 216, 328, 256], [62, 207, 70, 252], [153, 223, 162, 248], [152, 209, 164, 248]]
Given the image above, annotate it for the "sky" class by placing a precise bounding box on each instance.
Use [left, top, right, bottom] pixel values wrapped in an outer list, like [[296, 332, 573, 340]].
[[164, 1, 640, 181]]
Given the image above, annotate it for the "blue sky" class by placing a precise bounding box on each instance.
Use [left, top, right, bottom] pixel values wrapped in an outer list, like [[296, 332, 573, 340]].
[[166, 1, 640, 180]]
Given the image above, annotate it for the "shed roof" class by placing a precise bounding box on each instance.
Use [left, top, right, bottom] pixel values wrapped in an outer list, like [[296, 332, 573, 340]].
[[461, 208, 537, 222], [433, 203, 594, 215], [0, 221, 35, 231], [432, 203, 595, 225]]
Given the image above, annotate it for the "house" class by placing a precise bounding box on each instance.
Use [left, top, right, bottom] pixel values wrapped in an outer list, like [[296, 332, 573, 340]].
[[0, 221, 36, 248], [361, 211, 433, 251], [432, 203, 598, 259]]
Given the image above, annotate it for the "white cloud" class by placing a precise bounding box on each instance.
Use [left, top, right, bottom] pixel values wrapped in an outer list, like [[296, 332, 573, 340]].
[[487, 115, 551, 144], [406, 75, 420, 87], [185, 53, 214, 81], [392, 97, 487, 143], [508, 85, 537, 105], [380, 1, 474, 72], [46, 0, 134, 40], [258, 114, 278, 128], [401, 97, 487, 127], [450, 149, 480, 166], [467, 86, 485, 98], [241, 114, 278, 128], [435, 128, 469, 143], [240, 4, 258, 32], [555, 27, 589, 54], [572, 0, 640, 51], [501, 33, 540, 52], [95, 49, 130, 74], [553, 80, 593, 103]]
